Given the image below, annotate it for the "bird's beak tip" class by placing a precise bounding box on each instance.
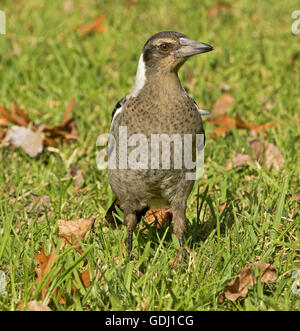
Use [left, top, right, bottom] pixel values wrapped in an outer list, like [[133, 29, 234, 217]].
[[177, 38, 214, 57]]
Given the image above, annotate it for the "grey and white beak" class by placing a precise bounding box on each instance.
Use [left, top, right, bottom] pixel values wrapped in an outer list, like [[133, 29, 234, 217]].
[[176, 38, 213, 58]]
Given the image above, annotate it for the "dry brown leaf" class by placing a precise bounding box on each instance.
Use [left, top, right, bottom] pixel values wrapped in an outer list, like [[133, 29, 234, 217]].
[[291, 194, 300, 201], [35, 244, 59, 302], [11, 103, 31, 125], [227, 137, 284, 171], [0, 104, 29, 127], [4, 126, 44, 157], [212, 93, 234, 116], [71, 268, 91, 292], [58, 217, 95, 249], [67, 164, 84, 187], [0, 100, 79, 149], [42, 99, 79, 144], [0, 117, 7, 126], [226, 152, 253, 170], [144, 208, 172, 229], [60, 99, 75, 127], [208, 1, 232, 19], [250, 138, 284, 170], [224, 262, 276, 301], [77, 15, 106, 36], [208, 114, 274, 139], [26, 300, 52, 311], [218, 202, 227, 213]]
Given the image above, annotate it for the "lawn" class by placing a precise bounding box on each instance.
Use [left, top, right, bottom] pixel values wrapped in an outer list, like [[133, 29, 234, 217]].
[[0, 0, 299, 311]]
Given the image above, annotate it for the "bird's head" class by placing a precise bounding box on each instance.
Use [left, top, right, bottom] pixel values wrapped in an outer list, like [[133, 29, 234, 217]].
[[142, 31, 213, 74]]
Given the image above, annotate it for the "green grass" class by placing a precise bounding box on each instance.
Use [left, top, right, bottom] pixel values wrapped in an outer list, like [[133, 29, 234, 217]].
[[0, 0, 299, 311]]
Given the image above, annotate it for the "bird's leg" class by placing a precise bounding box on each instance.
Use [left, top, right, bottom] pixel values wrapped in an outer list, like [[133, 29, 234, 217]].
[[128, 229, 133, 256], [172, 202, 188, 260], [124, 212, 137, 258]]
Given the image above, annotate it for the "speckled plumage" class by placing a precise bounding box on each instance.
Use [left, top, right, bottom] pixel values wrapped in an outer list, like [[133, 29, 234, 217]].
[[106, 31, 213, 255]]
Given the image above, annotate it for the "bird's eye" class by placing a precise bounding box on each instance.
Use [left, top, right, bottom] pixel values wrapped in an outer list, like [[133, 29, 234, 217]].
[[160, 43, 170, 51]]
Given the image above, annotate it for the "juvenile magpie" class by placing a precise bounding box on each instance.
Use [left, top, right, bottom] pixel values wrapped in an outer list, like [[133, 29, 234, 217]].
[[106, 31, 213, 256]]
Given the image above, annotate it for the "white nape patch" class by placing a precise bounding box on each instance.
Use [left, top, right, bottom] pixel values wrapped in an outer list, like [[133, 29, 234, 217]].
[[129, 53, 146, 98], [111, 105, 123, 128]]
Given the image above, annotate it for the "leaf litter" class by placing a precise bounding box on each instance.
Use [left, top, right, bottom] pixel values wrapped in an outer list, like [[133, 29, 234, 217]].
[[57, 217, 95, 251], [226, 137, 284, 170], [77, 14, 106, 36], [207, 93, 284, 171], [207, 114, 274, 139], [0, 99, 79, 157], [221, 262, 277, 302], [32, 216, 95, 307], [211, 93, 234, 116]]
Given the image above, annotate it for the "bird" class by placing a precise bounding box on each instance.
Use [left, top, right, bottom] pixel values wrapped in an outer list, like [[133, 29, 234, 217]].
[[106, 31, 213, 256]]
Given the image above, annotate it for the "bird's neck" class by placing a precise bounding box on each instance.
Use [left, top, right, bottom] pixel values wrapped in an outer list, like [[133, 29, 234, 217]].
[[146, 71, 185, 96], [130, 54, 185, 99]]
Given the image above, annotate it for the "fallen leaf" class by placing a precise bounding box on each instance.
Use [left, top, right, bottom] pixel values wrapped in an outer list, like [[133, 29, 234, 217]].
[[60, 99, 75, 127], [0, 104, 29, 127], [26, 300, 51, 311], [42, 99, 80, 145], [226, 152, 253, 170], [212, 93, 234, 116], [11, 103, 31, 125], [0, 100, 79, 150], [208, 114, 274, 139], [224, 262, 276, 301], [58, 217, 95, 249], [250, 138, 284, 170], [77, 14, 105, 36], [291, 194, 300, 201], [218, 202, 227, 213], [0, 117, 7, 126], [67, 164, 84, 187], [144, 208, 172, 228], [4, 126, 44, 157], [208, 1, 232, 19], [35, 244, 59, 302], [227, 138, 284, 171], [71, 268, 90, 292]]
